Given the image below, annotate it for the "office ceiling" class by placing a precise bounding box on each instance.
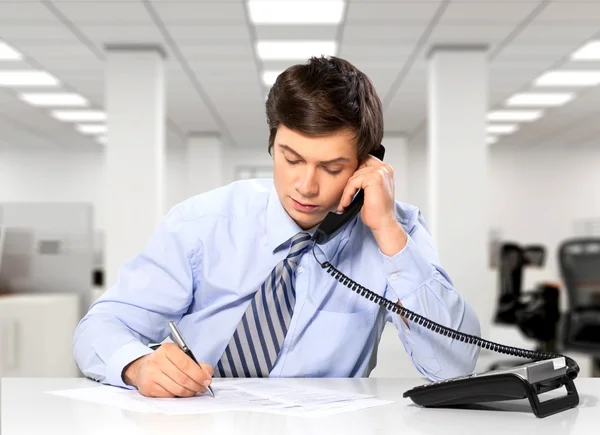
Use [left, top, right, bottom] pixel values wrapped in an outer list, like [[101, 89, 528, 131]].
[[0, 0, 599, 150]]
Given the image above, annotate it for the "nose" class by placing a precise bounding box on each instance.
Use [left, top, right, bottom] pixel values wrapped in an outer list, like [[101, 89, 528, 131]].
[[295, 167, 319, 198]]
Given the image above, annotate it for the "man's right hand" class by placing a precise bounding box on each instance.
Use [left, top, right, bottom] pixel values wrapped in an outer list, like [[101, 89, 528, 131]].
[[122, 343, 214, 398]]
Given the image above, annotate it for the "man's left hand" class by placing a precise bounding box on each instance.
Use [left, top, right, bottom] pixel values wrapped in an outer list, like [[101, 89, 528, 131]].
[[338, 155, 407, 256]]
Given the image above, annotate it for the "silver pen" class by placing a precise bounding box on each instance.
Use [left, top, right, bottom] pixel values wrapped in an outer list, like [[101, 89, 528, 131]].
[[168, 321, 215, 397]]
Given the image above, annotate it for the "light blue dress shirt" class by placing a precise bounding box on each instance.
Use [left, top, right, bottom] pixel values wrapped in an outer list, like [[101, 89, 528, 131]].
[[73, 179, 481, 388]]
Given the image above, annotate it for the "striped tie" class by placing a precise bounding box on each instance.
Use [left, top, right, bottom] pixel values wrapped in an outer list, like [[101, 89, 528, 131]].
[[216, 232, 312, 377]]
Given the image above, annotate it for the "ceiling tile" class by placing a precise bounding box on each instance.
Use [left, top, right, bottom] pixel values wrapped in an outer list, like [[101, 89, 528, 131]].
[[168, 24, 251, 42], [511, 24, 600, 44], [51, 1, 153, 24], [178, 44, 255, 60], [439, 1, 540, 23], [428, 24, 515, 44], [0, 25, 80, 42], [77, 24, 165, 46], [346, 1, 443, 24], [493, 42, 583, 61], [0, 1, 59, 23], [151, 1, 247, 24], [535, 2, 600, 23], [342, 24, 425, 43], [338, 44, 415, 62]]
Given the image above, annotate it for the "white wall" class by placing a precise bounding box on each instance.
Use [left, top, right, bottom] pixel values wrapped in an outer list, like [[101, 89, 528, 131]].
[[0, 147, 106, 229], [489, 144, 600, 287], [0, 145, 192, 231], [0, 143, 272, 228]]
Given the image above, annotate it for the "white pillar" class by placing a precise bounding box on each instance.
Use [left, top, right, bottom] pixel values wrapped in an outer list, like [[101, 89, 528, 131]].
[[406, 140, 429, 221], [187, 134, 224, 197], [105, 45, 166, 287], [166, 145, 190, 209], [427, 45, 492, 334], [381, 135, 408, 202]]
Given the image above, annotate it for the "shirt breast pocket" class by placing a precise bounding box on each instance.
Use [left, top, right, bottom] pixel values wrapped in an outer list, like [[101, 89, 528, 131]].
[[296, 299, 379, 378]]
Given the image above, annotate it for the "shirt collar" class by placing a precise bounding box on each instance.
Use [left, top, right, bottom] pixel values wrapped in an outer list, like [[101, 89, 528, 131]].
[[266, 186, 357, 261]]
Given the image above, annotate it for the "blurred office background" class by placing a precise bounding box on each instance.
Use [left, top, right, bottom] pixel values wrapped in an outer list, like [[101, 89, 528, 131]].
[[1, 0, 599, 380]]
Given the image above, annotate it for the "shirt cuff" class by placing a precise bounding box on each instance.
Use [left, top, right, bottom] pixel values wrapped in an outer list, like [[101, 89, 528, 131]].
[[105, 341, 154, 389], [380, 234, 434, 301]]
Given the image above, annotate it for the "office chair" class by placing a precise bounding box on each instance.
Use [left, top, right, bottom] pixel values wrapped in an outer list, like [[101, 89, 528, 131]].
[[488, 242, 560, 370], [558, 238, 600, 376]]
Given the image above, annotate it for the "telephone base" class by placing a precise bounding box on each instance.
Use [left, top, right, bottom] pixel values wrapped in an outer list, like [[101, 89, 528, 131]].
[[403, 358, 579, 418]]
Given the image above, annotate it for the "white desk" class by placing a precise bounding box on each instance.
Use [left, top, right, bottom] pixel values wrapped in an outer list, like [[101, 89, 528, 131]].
[[2, 377, 599, 435]]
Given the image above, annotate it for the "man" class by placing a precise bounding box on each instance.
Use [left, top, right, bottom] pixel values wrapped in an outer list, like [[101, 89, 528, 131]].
[[73, 56, 480, 398]]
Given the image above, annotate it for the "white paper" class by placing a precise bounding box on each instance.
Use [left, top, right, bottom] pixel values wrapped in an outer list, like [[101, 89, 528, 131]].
[[47, 380, 394, 417]]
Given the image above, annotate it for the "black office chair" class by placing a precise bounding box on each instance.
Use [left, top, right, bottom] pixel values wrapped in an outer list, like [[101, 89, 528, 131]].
[[488, 242, 560, 370], [558, 238, 600, 376]]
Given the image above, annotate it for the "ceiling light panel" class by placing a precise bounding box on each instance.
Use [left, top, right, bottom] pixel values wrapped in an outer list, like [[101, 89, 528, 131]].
[[76, 124, 107, 134], [0, 71, 59, 87], [534, 70, 600, 87], [0, 41, 22, 61], [262, 70, 281, 86], [505, 92, 574, 107], [487, 110, 543, 122], [248, 1, 345, 24], [571, 40, 600, 60], [257, 41, 337, 60], [19, 92, 89, 107], [486, 124, 518, 134], [51, 110, 106, 122]]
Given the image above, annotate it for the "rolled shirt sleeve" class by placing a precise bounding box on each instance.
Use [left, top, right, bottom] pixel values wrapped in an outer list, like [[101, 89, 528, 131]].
[[380, 209, 481, 381]]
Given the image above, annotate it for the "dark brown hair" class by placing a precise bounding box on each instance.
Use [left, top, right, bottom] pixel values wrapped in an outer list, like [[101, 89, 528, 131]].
[[266, 56, 383, 162]]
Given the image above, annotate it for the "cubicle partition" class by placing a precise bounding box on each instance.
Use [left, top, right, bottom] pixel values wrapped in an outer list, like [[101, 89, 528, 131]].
[[0, 203, 95, 378]]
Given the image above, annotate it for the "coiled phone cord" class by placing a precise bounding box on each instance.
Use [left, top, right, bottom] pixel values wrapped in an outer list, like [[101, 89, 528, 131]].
[[311, 244, 580, 378]]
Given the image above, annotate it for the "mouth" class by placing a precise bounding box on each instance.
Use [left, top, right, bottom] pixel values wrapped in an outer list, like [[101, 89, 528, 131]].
[[290, 197, 320, 213]]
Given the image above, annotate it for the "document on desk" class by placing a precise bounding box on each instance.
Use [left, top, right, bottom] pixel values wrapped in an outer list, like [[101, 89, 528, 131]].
[[47, 379, 393, 417]]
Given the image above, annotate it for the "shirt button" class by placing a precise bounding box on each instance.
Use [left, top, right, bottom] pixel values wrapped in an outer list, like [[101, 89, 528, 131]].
[[297, 266, 304, 274], [390, 273, 398, 280]]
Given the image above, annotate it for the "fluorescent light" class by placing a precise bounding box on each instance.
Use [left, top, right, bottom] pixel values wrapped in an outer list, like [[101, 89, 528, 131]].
[[506, 92, 574, 107], [487, 110, 543, 122], [51, 110, 106, 122], [485, 136, 498, 145], [534, 70, 600, 87], [248, 0, 345, 24], [572, 40, 600, 60], [76, 124, 107, 134], [0, 42, 22, 60], [19, 92, 89, 107], [0, 71, 59, 87], [262, 70, 282, 86], [257, 41, 337, 60], [486, 124, 518, 134]]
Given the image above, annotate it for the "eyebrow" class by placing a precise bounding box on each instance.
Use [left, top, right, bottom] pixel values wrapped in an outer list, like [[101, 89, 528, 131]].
[[278, 144, 351, 165]]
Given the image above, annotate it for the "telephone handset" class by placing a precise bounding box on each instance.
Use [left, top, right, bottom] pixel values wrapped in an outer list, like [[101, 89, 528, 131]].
[[312, 144, 386, 245], [309, 143, 580, 418]]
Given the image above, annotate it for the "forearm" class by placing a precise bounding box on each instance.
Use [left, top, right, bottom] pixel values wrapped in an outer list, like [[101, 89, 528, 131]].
[[72, 302, 155, 388], [388, 276, 481, 381], [379, 231, 481, 381]]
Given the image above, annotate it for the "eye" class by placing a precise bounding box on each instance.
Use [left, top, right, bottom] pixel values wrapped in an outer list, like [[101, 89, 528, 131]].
[[285, 158, 301, 165], [323, 167, 342, 175]]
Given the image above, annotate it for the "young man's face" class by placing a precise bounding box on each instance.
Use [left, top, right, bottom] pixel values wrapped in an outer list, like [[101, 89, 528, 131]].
[[272, 124, 360, 230]]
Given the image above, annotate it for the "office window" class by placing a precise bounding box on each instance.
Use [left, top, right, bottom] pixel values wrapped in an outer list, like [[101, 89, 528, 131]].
[[235, 166, 273, 180]]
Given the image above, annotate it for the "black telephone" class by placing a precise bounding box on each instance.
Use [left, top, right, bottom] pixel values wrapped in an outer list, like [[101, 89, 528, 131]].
[[309, 144, 580, 418]]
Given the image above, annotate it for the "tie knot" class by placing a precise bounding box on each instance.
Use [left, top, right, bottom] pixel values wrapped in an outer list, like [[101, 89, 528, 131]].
[[286, 232, 312, 261]]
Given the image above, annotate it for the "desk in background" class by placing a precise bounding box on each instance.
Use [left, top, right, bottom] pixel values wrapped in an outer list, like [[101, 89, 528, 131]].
[[2, 377, 599, 435]]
